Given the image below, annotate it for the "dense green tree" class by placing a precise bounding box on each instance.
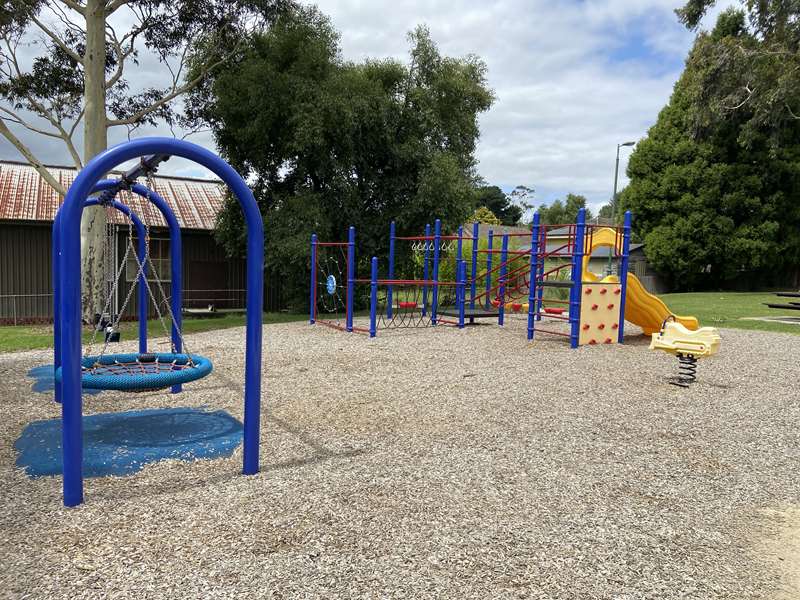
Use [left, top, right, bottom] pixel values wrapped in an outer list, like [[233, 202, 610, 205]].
[[537, 194, 593, 225], [469, 206, 501, 225], [677, 2, 800, 148], [473, 185, 523, 225], [620, 11, 800, 290], [190, 8, 494, 304]]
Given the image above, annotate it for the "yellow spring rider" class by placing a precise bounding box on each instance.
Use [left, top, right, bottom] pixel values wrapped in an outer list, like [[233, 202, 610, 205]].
[[649, 316, 721, 387]]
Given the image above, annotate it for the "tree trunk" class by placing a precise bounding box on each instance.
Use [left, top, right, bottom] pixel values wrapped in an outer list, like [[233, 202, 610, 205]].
[[80, 0, 110, 323]]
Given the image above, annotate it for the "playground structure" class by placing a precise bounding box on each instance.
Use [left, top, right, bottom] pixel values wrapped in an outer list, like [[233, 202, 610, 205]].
[[52, 137, 264, 507], [311, 209, 699, 345]]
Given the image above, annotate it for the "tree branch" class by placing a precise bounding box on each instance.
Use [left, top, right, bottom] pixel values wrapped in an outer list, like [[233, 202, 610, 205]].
[[0, 119, 67, 196], [0, 107, 63, 138], [60, 0, 86, 15], [29, 14, 83, 64], [106, 0, 134, 15], [107, 47, 238, 127]]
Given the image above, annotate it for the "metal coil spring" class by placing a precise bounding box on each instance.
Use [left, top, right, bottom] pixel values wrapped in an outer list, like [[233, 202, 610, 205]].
[[670, 353, 698, 388]]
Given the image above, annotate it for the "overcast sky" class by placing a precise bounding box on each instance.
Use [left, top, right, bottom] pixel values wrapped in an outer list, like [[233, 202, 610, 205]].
[[0, 0, 732, 213]]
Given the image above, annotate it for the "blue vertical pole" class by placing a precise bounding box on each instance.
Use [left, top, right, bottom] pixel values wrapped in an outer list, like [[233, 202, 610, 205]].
[[432, 219, 442, 325], [569, 208, 587, 348], [484, 229, 493, 310], [310, 234, 317, 324], [617, 210, 632, 343], [458, 260, 466, 329], [527, 212, 541, 340], [369, 256, 378, 338], [498, 234, 509, 326], [422, 223, 431, 316], [387, 221, 395, 319], [456, 225, 463, 264], [346, 226, 355, 332], [470, 222, 479, 323]]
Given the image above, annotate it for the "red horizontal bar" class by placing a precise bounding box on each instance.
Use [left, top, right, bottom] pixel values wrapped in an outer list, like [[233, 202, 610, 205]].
[[437, 318, 459, 326], [533, 328, 571, 337], [352, 279, 459, 286], [536, 312, 569, 321]]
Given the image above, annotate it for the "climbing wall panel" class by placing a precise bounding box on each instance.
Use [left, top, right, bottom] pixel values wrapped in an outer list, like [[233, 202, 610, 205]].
[[578, 283, 622, 346]]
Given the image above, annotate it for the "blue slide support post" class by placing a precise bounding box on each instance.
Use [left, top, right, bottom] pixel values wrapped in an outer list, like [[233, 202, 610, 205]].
[[617, 211, 632, 343], [56, 137, 264, 507], [484, 229, 494, 309], [387, 221, 396, 319], [527, 212, 541, 340], [310, 234, 317, 324], [431, 219, 442, 325], [569, 208, 587, 348], [346, 226, 355, 332], [470, 222, 479, 323], [422, 223, 431, 316], [498, 234, 509, 326]]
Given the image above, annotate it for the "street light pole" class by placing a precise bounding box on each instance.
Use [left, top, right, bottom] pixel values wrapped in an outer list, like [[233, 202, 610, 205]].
[[607, 141, 636, 275]]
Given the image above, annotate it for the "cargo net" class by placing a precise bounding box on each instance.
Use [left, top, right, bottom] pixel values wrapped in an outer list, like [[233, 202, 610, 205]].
[[366, 282, 459, 330], [314, 243, 350, 331]]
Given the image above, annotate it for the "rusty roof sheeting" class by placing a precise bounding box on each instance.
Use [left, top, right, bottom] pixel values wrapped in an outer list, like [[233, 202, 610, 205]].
[[0, 161, 227, 230]]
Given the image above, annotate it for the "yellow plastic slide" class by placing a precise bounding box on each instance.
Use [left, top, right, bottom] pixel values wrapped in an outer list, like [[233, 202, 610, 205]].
[[581, 228, 699, 335]]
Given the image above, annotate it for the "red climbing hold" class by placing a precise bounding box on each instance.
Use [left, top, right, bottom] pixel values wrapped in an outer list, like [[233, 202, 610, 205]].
[[585, 288, 592, 295], [607, 304, 615, 310], [589, 339, 597, 345], [611, 323, 619, 330], [591, 304, 599, 311], [614, 288, 621, 295], [604, 337, 612, 344], [582, 324, 590, 330], [600, 288, 608, 295], [598, 323, 605, 330]]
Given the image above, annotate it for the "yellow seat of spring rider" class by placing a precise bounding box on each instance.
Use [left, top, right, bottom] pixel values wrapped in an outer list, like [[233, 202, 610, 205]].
[[649, 318, 721, 358]]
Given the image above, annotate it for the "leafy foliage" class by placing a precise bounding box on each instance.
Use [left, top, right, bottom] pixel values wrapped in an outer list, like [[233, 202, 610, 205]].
[[537, 194, 593, 225], [193, 8, 494, 305], [621, 11, 800, 290], [473, 186, 523, 225], [469, 206, 502, 225], [676, 2, 800, 148]]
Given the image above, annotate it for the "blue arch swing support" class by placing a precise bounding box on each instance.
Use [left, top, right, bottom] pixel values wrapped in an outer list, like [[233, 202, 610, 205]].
[[55, 138, 264, 507]]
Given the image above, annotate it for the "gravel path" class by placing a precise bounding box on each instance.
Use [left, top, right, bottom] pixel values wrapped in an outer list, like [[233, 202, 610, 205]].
[[1, 318, 799, 599]]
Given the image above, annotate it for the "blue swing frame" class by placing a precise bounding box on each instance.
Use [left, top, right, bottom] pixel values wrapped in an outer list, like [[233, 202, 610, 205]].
[[55, 137, 264, 507]]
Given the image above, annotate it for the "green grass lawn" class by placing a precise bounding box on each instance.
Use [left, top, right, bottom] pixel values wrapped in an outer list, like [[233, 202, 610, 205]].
[[0, 312, 306, 353], [660, 291, 800, 335]]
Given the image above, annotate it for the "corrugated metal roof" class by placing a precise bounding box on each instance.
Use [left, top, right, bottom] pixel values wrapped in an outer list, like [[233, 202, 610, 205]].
[[0, 160, 227, 230]]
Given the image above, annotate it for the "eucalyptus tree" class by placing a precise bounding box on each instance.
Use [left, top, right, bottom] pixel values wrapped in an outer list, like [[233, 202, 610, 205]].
[[0, 0, 290, 317]]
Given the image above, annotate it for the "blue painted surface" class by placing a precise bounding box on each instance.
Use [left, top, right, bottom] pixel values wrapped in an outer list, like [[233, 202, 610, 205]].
[[28, 365, 102, 396], [15, 407, 243, 478]]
